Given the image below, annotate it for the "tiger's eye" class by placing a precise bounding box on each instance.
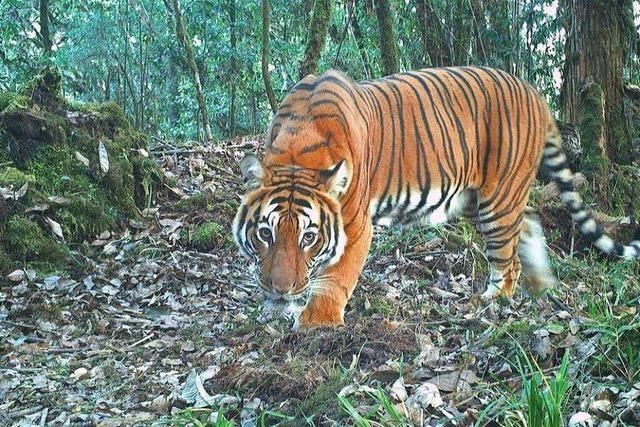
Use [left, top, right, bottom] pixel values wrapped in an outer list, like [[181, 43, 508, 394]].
[[302, 231, 316, 245], [258, 228, 272, 241]]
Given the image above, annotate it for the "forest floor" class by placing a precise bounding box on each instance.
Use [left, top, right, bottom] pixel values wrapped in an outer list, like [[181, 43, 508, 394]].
[[1, 137, 639, 426]]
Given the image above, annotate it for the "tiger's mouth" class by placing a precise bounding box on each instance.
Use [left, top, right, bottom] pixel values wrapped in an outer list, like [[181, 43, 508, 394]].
[[262, 287, 309, 303]]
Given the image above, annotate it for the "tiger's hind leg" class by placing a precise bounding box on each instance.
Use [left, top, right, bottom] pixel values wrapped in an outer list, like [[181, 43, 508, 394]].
[[477, 198, 526, 299], [518, 207, 556, 295]]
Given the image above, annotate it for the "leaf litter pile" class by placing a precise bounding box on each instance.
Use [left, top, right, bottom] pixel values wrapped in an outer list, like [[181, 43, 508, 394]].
[[1, 137, 640, 426]]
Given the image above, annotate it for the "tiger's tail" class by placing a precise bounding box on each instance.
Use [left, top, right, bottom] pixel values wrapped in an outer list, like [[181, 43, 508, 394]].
[[542, 128, 640, 260]]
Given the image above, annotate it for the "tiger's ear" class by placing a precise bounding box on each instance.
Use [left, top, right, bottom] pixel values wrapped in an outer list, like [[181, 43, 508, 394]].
[[319, 160, 349, 198], [240, 154, 264, 190]]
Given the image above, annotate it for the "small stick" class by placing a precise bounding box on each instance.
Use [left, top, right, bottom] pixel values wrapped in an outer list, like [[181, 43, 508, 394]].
[[39, 408, 48, 427], [128, 333, 155, 349], [7, 405, 43, 419]]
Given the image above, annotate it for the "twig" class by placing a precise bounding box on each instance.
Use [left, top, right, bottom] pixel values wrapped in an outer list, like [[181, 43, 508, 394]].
[[7, 405, 43, 419], [152, 148, 205, 156], [47, 347, 89, 354], [38, 408, 48, 427], [128, 333, 155, 349], [547, 294, 571, 312]]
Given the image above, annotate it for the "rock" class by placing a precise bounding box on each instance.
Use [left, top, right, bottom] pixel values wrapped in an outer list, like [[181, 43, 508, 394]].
[[6, 269, 24, 282], [568, 412, 593, 426], [150, 395, 169, 413], [70, 367, 89, 381]]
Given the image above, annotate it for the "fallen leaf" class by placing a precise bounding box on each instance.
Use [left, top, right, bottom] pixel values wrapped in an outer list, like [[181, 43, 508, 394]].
[[390, 377, 408, 401], [427, 370, 478, 393], [75, 151, 90, 167], [25, 203, 50, 213], [181, 369, 216, 408], [45, 217, 65, 241], [589, 399, 612, 414], [534, 335, 552, 359], [406, 383, 443, 409], [70, 367, 89, 381], [99, 141, 110, 174], [47, 196, 70, 205], [149, 395, 169, 413]]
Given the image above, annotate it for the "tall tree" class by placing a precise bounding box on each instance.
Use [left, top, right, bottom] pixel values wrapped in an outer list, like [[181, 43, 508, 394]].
[[228, 0, 237, 135], [415, 0, 448, 67], [470, 0, 488, 65], [299, 0, 332, 78], [560, 0, 632, 174], [39, 0, 52, 55], [165, 0, 213, 141], [375, 0, 399, 75], [349, 1, 374, 78], [261, 0, 277, 113]]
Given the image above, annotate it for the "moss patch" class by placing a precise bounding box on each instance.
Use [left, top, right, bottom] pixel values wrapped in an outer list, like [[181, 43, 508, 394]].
[[606, 164, 640, 219], [174, 192, 214, 213], [190, 221, 224, 251], [3, 216, 66, 267], [577, 81, 608, 181]]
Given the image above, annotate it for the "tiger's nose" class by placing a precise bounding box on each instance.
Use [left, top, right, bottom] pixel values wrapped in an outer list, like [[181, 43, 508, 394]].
[[270, 279, 294, 295]]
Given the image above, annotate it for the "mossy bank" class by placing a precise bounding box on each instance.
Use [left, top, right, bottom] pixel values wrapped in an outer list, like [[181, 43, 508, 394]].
[[0, 68, 161, 275]]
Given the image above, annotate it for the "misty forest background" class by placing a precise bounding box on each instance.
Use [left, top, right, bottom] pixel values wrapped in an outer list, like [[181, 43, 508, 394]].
[[2, 0, 640, 164]]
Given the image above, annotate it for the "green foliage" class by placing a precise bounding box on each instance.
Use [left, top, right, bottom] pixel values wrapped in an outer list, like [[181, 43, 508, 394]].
[[0, 166, 35, 188], [479, 350, 571, 427], [338, 388, 413, 426], [175, 192, 214, 213], [0, 0, 576, 140]]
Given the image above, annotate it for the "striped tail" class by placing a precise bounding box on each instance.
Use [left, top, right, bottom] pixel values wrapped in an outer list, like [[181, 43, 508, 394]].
[[542, 130, 640, 260]]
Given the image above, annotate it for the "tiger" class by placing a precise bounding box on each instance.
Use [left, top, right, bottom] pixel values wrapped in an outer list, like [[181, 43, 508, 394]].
[[233, 67, 640, 329]]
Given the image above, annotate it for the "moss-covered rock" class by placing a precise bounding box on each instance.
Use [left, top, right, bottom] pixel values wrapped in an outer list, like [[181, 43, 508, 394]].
[[190, 221, 224, 251], [0, 68, 161, 275], [4, 216, 67, 266], [0, 167, 35, 188], [174, 192, 214, 213]]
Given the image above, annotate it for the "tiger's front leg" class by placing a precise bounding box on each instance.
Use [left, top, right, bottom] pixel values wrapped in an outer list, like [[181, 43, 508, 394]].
[[295, 219, 373, 329]]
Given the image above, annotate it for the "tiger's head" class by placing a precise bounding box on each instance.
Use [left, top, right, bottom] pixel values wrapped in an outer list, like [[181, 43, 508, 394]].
[[233, 154, 349, 302]]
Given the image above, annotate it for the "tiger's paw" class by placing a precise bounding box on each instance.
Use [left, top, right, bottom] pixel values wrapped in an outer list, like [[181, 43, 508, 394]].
[[481, 284, 502, 300], [293, 300, 345, 330]]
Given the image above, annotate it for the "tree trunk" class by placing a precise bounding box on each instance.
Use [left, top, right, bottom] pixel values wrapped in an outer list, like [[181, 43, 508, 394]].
[[511, 0, 521, 76], [166, 0, 213, 141], [560, 0, 631, 171], [39, 0, 52, 55], [486, 0, 511, 70], [299, 0, 332, 78], [470, 0, 488, 64], [414, 0, 449, 67], [261, 0, 277, 113], [375, 0, 399, 75], [349, 1, 374, 78], [228, 0, 237, 135]]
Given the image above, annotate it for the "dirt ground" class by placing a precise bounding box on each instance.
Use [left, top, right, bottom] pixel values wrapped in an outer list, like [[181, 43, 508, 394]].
[[1, 137, 639, 426]]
